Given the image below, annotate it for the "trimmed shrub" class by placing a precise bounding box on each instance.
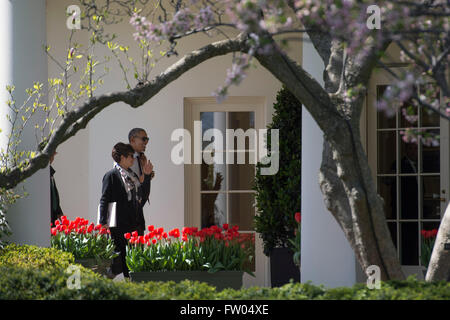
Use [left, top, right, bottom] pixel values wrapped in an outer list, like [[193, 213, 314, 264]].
[[0, 244, 449, 300], [0, 243, 75, 271]]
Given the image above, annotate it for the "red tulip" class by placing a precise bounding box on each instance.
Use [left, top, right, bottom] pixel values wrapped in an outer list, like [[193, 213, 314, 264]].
[[222, 223, 229, 230], [132, 231, 138, 237], [295, 212, 301, 224], [148, 225, 154, 232], [124, 233, 131, 240], [171, 228, 180, 238]]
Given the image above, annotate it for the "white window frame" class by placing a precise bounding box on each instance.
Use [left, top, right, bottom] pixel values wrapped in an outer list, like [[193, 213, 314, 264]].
[[183, 96, 269, 287], [367, 68, 449, 268]]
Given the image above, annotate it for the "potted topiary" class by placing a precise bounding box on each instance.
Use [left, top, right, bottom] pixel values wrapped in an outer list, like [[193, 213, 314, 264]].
[[253, 86, 301, 287]]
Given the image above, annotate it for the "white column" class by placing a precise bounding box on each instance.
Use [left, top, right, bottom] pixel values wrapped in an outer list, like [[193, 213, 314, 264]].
[[301, 36, 356, 288], [1, 0, 49, 247], [0, 2, 13, 149]]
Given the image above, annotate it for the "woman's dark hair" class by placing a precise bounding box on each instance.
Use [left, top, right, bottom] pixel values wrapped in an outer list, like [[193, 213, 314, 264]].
[[112, 143, 134, 163]]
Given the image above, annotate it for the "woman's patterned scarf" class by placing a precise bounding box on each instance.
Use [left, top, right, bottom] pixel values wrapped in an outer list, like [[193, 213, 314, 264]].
[[114, 162, 141, 203]]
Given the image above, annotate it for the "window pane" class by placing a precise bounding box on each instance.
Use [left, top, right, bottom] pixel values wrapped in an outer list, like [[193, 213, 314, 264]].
[[421, 130, 440, 173], [421, 108, 440, 127], [229, 165, 255, 191], [400, 176, 418, 219], [377, 131, 396, 174], [228, 152, 255, 191], [399, 102, 418, 129], [201, 193, 226, 229], [388, 222, 397, 250], [229, 193, 255, 231], [201, 160, 226, 191], [378, 176, 397, 219], [400, 140, 418, 174], [228, 112, 255, 130], [400, 222, 419, 265], [377, 85, 396, 129], [227, 112, 256, 151], [422, 176, 441, 219], [420, 85, 440, 127], [201, 112, 226, 151]]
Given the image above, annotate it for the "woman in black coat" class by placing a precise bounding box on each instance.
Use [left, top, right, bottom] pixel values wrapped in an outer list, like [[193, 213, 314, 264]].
[[99, 142, 152, 278]]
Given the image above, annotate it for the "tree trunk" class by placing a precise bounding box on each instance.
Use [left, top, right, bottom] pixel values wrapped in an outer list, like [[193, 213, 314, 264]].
[[255, 48, 405, 280], [320, 119, 405, 281], [426, 202, 450, 281]]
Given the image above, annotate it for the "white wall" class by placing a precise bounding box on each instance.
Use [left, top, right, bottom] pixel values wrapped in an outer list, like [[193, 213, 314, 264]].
[[47, 1, 300, 237], [301, 36, 356, 288], [1, 0, 50, 246]]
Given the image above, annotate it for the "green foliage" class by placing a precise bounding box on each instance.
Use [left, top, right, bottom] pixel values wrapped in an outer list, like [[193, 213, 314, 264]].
[[51, 231, 117, 260], [126, 227, 254, 276], [254, 86, 302, 256], [0, 243, 75, 270], [0, 245, 449, 300], [0, 189, 22, 249]]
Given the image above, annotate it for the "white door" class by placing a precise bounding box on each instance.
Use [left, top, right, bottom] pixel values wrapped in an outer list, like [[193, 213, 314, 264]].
[[184, 96, 269, 287], [367, 69, 449, 274]]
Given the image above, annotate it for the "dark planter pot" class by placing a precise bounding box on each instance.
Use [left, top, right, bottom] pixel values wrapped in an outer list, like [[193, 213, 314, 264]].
[[270, 247, 300, 287], [129, 270, 243, 290], [75, 258, 111, 277]]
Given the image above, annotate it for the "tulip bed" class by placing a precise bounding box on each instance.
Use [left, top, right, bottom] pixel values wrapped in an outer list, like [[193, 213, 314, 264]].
[[50, 216, 117, 261], [125, 224, 255, 275], [0, 244, 450, 300]]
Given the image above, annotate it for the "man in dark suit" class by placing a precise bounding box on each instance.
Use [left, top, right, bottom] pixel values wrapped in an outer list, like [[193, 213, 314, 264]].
[[128, 128, 155, 235], [50, 151, 64, 225]]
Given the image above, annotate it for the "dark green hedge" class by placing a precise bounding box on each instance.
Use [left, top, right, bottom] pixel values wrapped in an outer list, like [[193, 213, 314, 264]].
[[0, 244, 449, 300]]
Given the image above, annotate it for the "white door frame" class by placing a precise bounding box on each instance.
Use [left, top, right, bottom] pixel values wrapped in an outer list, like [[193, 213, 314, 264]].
[[183, 96, 269, 288]]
